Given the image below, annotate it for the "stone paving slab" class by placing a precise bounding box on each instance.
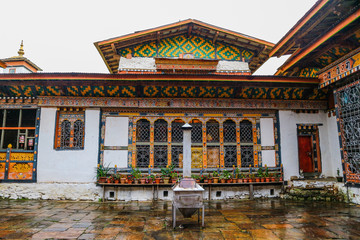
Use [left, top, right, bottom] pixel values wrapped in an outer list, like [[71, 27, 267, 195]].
[[0, 199, 359, 239]]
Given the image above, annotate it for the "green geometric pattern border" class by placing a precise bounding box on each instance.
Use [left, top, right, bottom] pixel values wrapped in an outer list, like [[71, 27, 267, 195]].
[[119, 34, 254, 61]]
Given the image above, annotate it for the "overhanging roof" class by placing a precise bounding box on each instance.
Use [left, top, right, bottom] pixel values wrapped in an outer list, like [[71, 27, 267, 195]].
[[1, 56, 42, 71], [0, 60, 6, 69], [270, 0, 360, 75], [94, 19, 274, 74]]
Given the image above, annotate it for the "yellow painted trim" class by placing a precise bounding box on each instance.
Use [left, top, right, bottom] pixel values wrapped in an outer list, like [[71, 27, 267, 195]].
[[164, 113, 184, 116], [203, 114, 223, 117]]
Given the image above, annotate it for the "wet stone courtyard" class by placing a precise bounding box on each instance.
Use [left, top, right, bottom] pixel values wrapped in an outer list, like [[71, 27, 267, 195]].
[[0, 199, 360, 239]]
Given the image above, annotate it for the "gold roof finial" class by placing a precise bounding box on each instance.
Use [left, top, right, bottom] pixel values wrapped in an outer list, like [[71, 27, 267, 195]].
[[18, 40, 24, 57]]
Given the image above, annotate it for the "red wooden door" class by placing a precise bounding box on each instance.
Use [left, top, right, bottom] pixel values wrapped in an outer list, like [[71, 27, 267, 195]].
[[298, 136, 314, 173]]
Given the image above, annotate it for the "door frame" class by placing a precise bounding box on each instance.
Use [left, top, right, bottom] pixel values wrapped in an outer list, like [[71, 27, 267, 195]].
[[296, 124, 322, 176]]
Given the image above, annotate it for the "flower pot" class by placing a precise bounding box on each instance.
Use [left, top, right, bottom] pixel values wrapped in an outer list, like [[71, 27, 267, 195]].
[[140, 178, 146, 184], [255, 178, 260, 183], [171, 179, 177, 184], [271, 177, 276, 182], [98, 177, 107, 183], [134, 179, 139, 184], [213, 177, 219, 183], [120, 178, 126, 184], [220, 179, 226, 183], [243, 178, 248, 183], [238, 179, 243, 183], [163, 177, 170, 184], [248, 179, 253, 183], [107, 179, 112, 183], [155, 178, 161, 184], [265, 178, 270, 182], [226, 179, 232, 183], [114, 180, 119, 184], [208, 179, 212, 184]]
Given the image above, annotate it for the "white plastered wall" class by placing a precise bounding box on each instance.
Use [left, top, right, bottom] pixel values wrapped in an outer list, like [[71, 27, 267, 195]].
[[103, 117, 129, 168], [260, 118, 276, 167], [279, 110, 341, 180], [37, 108, 100, 183]]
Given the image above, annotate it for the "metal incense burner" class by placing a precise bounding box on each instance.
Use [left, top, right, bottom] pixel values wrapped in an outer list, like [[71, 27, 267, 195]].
[[172, 123, 204, 228]]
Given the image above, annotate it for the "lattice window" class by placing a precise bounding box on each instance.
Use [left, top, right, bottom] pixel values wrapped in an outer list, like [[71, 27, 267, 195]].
[[190, 120, 202, 143], [136, 145, 150, 168], [206, 120, 219, 143], [338, 84, 360, 175], [225, 146, 237, 167], [240, 120, 253, 143], [224, 120, 236, 143], [154, 145, 168, 168], [241, 146, 253, 167], [136, 119, 150, 142], [171, 120, 184, 143], [60, 120, 71, 148], [55, 109, 85, 150], [154, 119, 168, 142], [171, 146, 183, 167], [73, 120, 84, 148]]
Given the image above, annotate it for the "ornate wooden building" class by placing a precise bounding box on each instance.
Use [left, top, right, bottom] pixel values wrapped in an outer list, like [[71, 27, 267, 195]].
[[0, 2, 359, 202]]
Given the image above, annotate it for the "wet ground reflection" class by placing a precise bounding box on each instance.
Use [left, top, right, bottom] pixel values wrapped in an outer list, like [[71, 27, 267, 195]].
[[0, 198, 359, 239]]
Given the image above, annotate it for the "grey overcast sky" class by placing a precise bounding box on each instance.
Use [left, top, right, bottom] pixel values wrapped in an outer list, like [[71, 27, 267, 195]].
[[1, 0, 317, 75]]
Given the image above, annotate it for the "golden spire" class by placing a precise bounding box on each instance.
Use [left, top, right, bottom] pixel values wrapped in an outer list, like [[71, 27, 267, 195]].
[[17, 40, 24, 57]]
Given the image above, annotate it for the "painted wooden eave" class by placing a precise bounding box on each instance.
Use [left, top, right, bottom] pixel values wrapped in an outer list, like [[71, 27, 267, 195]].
[[0, 72, 319, 85], [94, 19, 275, 74], [276, 8, 360, 74]]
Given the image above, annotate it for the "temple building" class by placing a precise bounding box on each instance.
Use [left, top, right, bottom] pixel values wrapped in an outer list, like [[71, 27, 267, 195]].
[[0, 1, 359, 203]]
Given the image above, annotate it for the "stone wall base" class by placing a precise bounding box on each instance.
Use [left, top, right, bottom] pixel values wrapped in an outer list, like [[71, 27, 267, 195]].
[[0, 183, 282, 201], [283, 179, 360, 204]]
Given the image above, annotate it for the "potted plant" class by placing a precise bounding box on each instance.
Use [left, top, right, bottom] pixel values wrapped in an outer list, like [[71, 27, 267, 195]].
[[96, 163, 110, 183], [243, 173, 248, 183], [220, 170, 232, 183], [192, 174, 200, 183], [130, 165, 142, 184], [155, 174, 161, 184], [161, 165, 174, 184], [147, 173, 155, 184], [257, 168, 263, 182], [270, 173, 276, 182], [206, 173, 212, 184], [114, 173, 120, 184], [140, 176, 146, 184], [170, 170, 179, 184], [264, 165, 270, 182], [212, 171, 219, 183], [107, 175, 114, 183], [235, 168, 240, 182], [120, 174, 127, 184]]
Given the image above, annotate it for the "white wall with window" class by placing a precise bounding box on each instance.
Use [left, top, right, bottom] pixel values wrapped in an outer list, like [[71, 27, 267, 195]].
[[37, 108, 100, 182]]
